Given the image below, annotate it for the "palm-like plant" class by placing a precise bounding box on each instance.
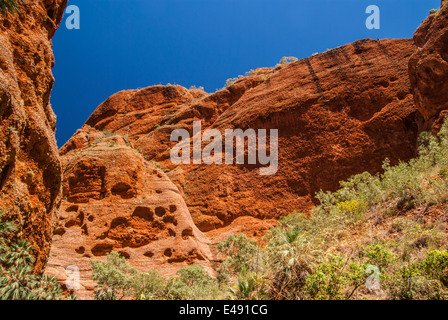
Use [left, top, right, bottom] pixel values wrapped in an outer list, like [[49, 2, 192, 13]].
[[1, 239, 35, 272], [0, 210, 15, 234], [0, 0, 20, 13], [0, 210, 66, 300], [230, 277, 257, 300]]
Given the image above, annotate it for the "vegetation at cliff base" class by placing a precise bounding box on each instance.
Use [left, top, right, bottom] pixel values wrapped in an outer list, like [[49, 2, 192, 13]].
[[0, 212, 70, 300], [91, 252, 222, 300], [91, 117, 448, 300], [0, 0, 20, 13]]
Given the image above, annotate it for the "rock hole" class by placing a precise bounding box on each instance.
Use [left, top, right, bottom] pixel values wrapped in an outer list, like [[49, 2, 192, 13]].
[[397, 91, 408, 100], [144, 251, 154, 258], [182, 228, 193, 240], [66, 205, 79, 212], [91, 243, 114, 256], [132, 206, 153, 221], [75, 246, 85, 254], [111, 183, 134, 199], [54, 227, 66, 236], [118, 251, 130, 259], [110, 217, 128, 229], [163, 248, 173, 257], [155, 207, 166, 217], [163, 214, 177, 225], [390, 76, 398, 82]]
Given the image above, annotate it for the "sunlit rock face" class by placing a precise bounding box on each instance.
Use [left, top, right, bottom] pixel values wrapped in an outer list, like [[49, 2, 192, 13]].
[[0, 0, 67, 272]]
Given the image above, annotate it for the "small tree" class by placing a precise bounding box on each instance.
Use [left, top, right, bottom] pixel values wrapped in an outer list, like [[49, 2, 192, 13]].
[[91, 251, 137, 300]]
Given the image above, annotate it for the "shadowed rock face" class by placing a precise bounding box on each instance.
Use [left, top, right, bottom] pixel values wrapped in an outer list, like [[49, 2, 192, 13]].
[[409, 3, 448, 132], [0, 0, 67, 272], [61, 38, 421, 234]]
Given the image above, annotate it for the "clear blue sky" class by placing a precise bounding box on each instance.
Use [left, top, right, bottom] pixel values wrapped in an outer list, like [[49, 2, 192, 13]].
[[51, 0, 441, 146]]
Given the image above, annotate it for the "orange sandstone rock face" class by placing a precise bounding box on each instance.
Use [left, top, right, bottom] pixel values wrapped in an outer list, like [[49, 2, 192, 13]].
[[50, 38, 424, 298], [46, 134, 215, 299], [409, 4, 448, 131], [63, 39, 421, 233], [0, 0, 67, 272]]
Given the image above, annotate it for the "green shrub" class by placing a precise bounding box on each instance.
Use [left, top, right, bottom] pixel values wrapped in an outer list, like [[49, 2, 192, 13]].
[[0, 0, 20, 13], [225, 77, 239, 87], [91, 251, 138, 300], [217, 234, 259, 277], [386, 263, 447, 300], [91, 252, 222, 300], [229, 273, 266, 300], [305, 254, 347, 300], [0, 213, 65, 300], [133, 270, 165, 300], [166, 265, 221, 300], [421, 250, 448, 285], [359, 244, 397, 270], [275, 56, 298, 68]]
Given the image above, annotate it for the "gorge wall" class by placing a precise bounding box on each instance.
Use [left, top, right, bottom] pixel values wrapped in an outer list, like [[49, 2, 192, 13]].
[[60, 38, 422, 232], [2, 0, 447, 300], [0, 0, 67, 272], [46, 37, 426, 297], [409, 3, 448, 132]]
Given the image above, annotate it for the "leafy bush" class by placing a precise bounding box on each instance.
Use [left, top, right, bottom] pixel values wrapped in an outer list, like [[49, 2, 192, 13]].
[[214, 117, 448, 300], [275, 56, 298, 68], [421, 250, 448, 286], [91, 252, 222, 300], [91, 251, 137, 300], [0, 0, 20, 13], [217, 234, 259, 277], [305, 254, 348, 300], [386, 262, 447, 300], [88, 118, 448, 300], [359, 244, 397, 270], [165, 265, 221, 300], [0, 212, 65, 300]]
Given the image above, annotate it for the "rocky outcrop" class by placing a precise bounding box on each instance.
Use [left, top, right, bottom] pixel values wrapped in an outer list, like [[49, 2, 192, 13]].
[[46, 133, 216, 299], [0, 0, 67, 272], [409, 2, 448, 131], [62, 39, 421, 233]]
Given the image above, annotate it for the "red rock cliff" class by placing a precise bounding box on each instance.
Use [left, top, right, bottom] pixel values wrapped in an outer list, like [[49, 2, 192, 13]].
[[61, 38, 421, 233], [0, 0, 67, 272], [409, 2, 448, 131]]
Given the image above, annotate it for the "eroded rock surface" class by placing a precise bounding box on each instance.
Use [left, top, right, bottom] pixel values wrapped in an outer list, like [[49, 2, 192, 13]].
[[409, 3, 448, 131], [62, 39, 421, 233], [0, 0, 67, 272], [46, 134, 214, 299]]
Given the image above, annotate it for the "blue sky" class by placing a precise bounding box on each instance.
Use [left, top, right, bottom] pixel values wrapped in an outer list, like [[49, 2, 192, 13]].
[[51, 0, 441, 146]]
